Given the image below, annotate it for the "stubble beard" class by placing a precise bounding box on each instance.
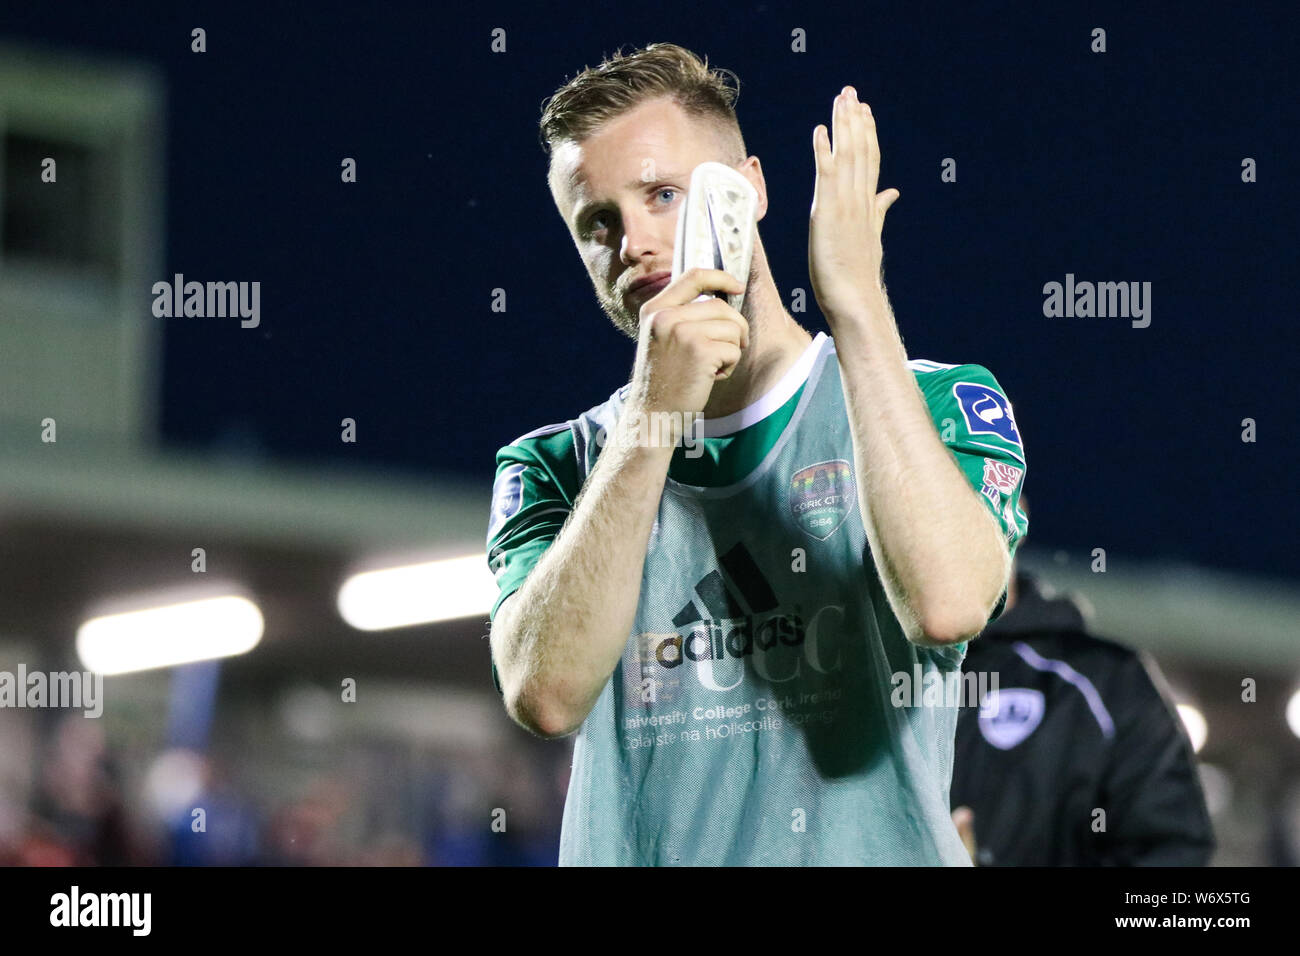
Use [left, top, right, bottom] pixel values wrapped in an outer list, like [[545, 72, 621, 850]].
[[596, 280, 640, 341], [598, 259, 761, 351]]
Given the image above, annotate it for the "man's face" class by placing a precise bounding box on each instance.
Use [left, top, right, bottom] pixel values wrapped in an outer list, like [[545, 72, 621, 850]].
[[549, 96, 746, 339]]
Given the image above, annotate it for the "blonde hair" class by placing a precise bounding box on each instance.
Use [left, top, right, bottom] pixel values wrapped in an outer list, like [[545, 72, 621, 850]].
[[539, 42, 746, 165]]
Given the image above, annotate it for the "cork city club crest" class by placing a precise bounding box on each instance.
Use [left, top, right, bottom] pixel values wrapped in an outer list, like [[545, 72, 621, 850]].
[[789, 460, 856, 540]]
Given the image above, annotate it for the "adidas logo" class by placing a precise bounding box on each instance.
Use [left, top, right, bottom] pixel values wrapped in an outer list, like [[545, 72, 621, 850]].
[[670, 541, 779, 627], [646, 543, 844, 690]]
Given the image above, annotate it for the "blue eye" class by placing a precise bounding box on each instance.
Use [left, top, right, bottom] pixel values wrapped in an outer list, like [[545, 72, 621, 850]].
[[583, 189, 677, 236]]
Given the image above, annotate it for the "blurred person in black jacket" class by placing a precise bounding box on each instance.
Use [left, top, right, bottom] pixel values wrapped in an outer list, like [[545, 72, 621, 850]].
[[950, 534, 1215, 865]]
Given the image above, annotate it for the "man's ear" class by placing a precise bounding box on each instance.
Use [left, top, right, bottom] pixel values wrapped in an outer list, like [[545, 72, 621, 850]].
[[738, 156, 769, 222]]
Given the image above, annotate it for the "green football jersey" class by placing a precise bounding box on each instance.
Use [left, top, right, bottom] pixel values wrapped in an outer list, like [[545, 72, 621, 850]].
[[486, 332, 1027, 865]]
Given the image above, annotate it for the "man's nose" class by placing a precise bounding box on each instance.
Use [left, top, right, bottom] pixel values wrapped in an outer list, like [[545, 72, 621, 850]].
[[619, 207, 664, 266]]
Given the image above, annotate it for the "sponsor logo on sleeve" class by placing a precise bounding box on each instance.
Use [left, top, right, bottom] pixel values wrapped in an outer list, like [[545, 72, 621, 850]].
[[980, 458, 1020, 506], [982, 458, 1024, 494], [487, 463, 526, 541], [978, 459, 1024, 540], [954, 382, 1022, 448]]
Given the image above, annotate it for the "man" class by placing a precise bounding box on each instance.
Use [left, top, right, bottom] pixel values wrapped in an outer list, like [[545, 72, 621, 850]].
[[486, 43, 1028, 865], [951, 548, 1215, 865]]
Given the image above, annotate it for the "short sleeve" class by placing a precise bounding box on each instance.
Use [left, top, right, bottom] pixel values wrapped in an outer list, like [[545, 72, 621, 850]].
[[486, 424, 581, 695], [910, 360, 1029, 625], [486, 424, 581, 621]]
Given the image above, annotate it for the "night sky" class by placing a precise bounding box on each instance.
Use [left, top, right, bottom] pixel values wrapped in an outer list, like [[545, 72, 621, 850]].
[[3, 1, 1296, 579]]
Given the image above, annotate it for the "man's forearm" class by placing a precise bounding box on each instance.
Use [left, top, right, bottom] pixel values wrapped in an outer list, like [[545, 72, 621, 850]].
[[829, 287, 1009, 644], [493, 416, 673, 737]]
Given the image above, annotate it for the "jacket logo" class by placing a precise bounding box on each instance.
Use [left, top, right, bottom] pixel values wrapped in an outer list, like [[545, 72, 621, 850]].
[[977, 687, 1045, 749], [789, 460, 856, 540]]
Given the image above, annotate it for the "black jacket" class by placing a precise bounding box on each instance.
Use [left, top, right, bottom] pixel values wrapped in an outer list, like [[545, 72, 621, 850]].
[[950, 571, 1215, 865]]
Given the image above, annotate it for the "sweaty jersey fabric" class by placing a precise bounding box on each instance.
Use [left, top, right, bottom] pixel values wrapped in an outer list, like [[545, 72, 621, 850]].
[[486, 332, 1028, 865]]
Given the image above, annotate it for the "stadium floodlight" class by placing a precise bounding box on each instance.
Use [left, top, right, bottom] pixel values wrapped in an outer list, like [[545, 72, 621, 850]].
[[77, 595, 264, 675], [1176, 704, 1208, 753], [1286, 688, 1300, 740], [337, 554, 495, 631]]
